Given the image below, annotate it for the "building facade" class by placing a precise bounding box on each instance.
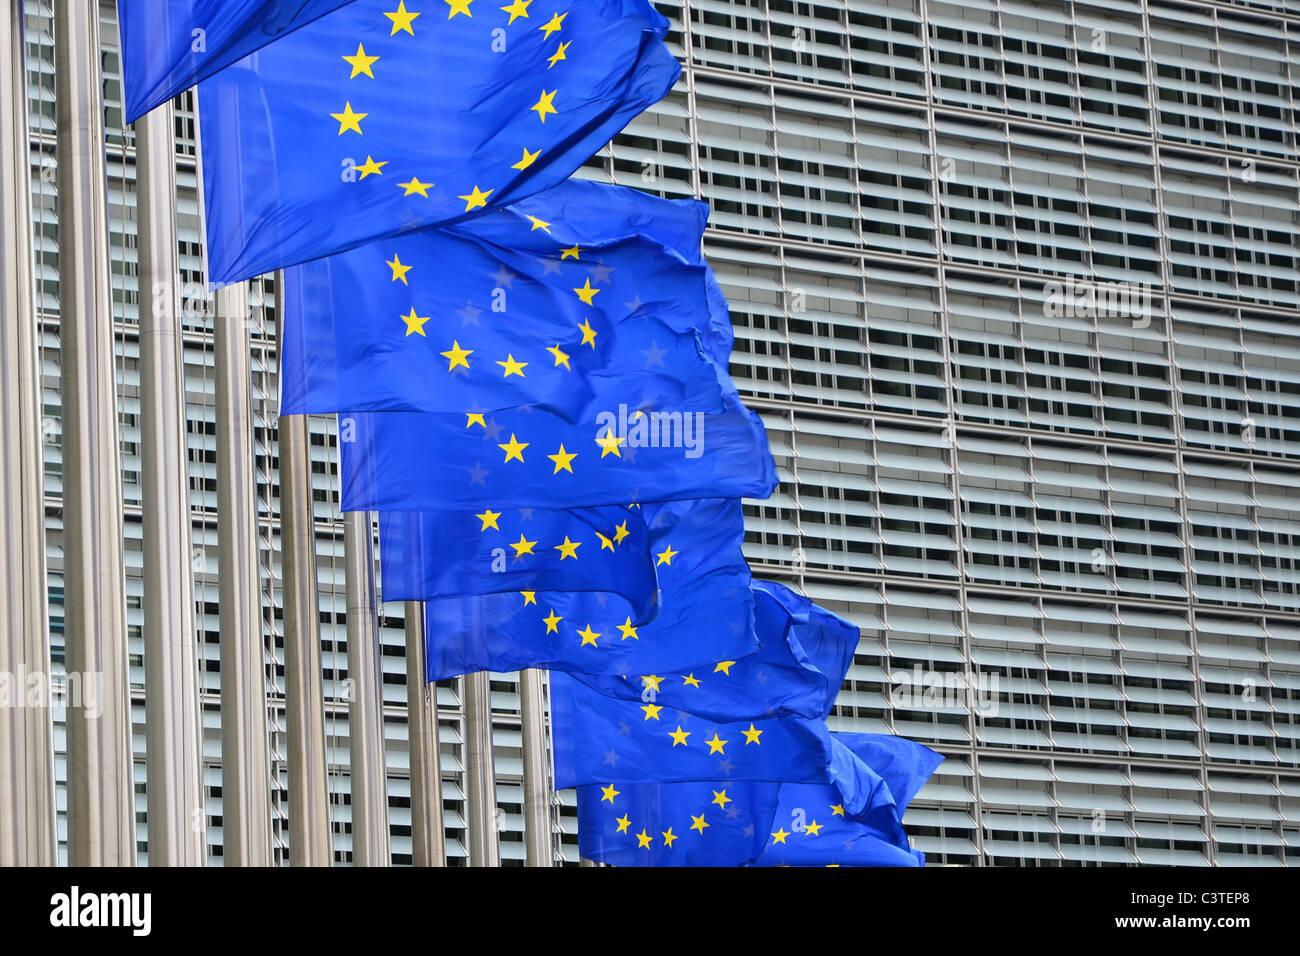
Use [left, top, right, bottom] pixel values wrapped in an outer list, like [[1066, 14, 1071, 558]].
[[23, 0, 1300, 864]]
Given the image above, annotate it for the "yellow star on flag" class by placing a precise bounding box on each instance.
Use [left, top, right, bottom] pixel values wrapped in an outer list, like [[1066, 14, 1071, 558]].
[[398, 175, 433, 197], [742, 723, 763, 745], [475, 508, 501, 531], [682, 674, 700, 688], [330, 101, 367, 135], [595, 429, 624, 459], [531, 89, 557, 123], [356, 155, 387, 179], [509, 533, 537, 557], [612, 521, 630, 545], [386, 253, 411, 283], [547, 444, 577, 474], [459, 185, 494, 211], [526, 215, 551, 233], [573, 278, 599, 304], [600, 784, 619, 803], [512, 147, 540, 170], [804, 820, 823, 837], [539, 10, 565, 36], [466, 412, 486, 428], [771, 828, 790, 845], [656, 545, 678, 566], [636, 829, 653, 849], [617, 617, 638, 641], [547, 40, 570, 68], [554, 536, 581, 560], [690, 814, 709, 834], [343, 43, 380, 78], [641, 675, 663, 693], [500, 0, 531, 22], [546, 344, 570, 369], [615, 814, 631, 834], [543, 609, 562, 633], [385, 1, 421, 34], [577, 624, 601, 647], [440, 341, 472, 370], [496, 354, 527, 377], [445, 0, 473, 18], [401, 307, 430, 337], [831, 803, 845, 817], [705, 732, 727, 755], [498, 433, 528, 462], [668, 725, 690, 747], [520, 590, 536, 605], [711, 789, 731, 809], [578, 318, 598, 349], [596, 532, 614, 551], [714, 660, 735, 675], [641, 702, 662, 721], [560, 244, 581, 260], [661, 827, 677, 849]]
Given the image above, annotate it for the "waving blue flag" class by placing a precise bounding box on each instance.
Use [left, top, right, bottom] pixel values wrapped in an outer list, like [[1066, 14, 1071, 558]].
[[751, 734, 943, 867], [571, 580, 857, 721], [280, 181, 725, 421], [575, 780, 778, 867], [197, 0, 680, 282], [551, 673, 882, 811], [338, 391, 774, 511], [419, 498, 756, 679], [378, 505, 655, 611], [117, 0, 358, 123]]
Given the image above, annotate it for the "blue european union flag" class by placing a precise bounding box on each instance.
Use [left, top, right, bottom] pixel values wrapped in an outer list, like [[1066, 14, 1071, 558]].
[[338, 391, 774, 511], [551, 672, 874, 805], [377, 505, 655, 612], [570, 580, 858, 721], [197, 0, 680, 282], [419, 498, 758, 679], [280, 180, 725, 421], [117, 0, 356, 123], [751, 734, 943, 867], [576, 780, 778, 867]]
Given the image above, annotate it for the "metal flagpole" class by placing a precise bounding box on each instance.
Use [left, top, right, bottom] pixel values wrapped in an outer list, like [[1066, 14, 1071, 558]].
[[214, 280, 273, 865], [463, 670, 500, 866], [135, 97, 206, 866], [519, 669, 553, 866], [0, 0, 56, 867], [53, 0, 135, 867], [273, 282, 332, 866], [405, 602, 445, 867], [343, 511, 390, 865]]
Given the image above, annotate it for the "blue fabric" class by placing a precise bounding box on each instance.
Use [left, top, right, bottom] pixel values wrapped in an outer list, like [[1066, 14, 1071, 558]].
[[570, 580, 858, 721], [196, 0, 679, 281], [279, 181, 725, 421], [337, 390, 775, 511], [551, 672, 879, 810], [117, 0, 357, 123], [576, 780, 778, 867], [750, 734, 943, 867], [378, 506, 656, 614], [420, 498, 757, 680]]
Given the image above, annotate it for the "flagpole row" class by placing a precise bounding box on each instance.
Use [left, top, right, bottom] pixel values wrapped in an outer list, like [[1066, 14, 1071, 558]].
[[54, 0, 135, 867], [0, 0, 56, 867], [136, 96, 206, 866], [274, 279, 333, 867], [463, 669, 501, 866], [214, 280, 274, 865], [405, 602, 446, 867], [343, 510, 391, 865], [519, 668, 553, 866]]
